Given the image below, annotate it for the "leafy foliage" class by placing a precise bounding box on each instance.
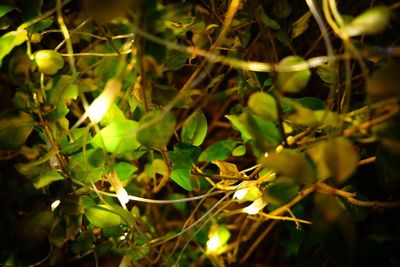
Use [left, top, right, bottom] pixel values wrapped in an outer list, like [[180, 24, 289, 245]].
[[1, 1, 400, 266]]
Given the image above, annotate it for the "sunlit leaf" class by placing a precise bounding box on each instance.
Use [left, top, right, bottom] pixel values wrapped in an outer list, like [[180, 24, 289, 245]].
[[248, 92, 278, 120], [34, 50, 64, 75], [277, 56, 311, 93], [145, 159, 168, 178], [307, 138, 359, 183], [261, 149, 316, 185], [85, 205, 121, 228], [137, 110, 176, 148], [198, 140, 238, 162], [343, 6, 391, 37], [92, 119, 141, 153], [181, 111, 207, 146], [286, 103, 317, 126], [264, 178, 300, 206], [115, 162, 138, 181], [292, 11, 312, 39], [0, 110, 35, 150], [33, 170, 64, 189], [212, 160, 241, 177], [0, 30, 27, 67], [226, 114, 252, 142], [232, 145, 246, 156]]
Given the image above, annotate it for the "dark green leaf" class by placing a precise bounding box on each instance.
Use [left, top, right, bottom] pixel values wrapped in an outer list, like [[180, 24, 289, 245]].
[[181, 111, 207, 146], [92, 119, 141, 153], [316, 63, 336, 84], [273, 0, 291, 19], [168, 144, 199, 191], [17, 211, 53, 249], [0, 110, 35, 150], [60, 194, 84, 216], [115, 162, 138, 180], [366, 62, 400, 101], [137, 110, 176, 148], [264, 178, 300, 206], [296, 97, 325, 111], [0, 5, 13, 18], [71, 231, 95, 255], [163, 48, 188, 71], [198, 140, 238, 162], [85, 205, 121, 227], [277, 56, 311, 93], [257, 6, 280, 30]]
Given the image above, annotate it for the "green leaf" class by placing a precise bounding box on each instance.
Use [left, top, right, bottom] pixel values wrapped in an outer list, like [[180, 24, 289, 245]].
[[273, 0, 291, 19], [316, 63, 336, 84], [261, 150, 316, 185], [248, 92, 278, 120], [292, 11, 312, 39], [286, 103, 318, 126], [277, 56, 311, 93], [198, 140, 238, 162], [296, 97, 325, 111], [0, 110, 35, 150], [71, 231, 95, 255], [181, 111, 207, 146], [169, 193, 187, 212], [60, 195, 84, 216], [85, 205, 121, 228], [163, 48, 188, 71], [226, 114, 252, 142], [257, 6, 280, 30], [145, 159, 168, 178], [264, 178, 300, 206], [34, 49, 64, 75], [168, 144, 199, 191], [232, 145, 246, 156], [246, 113, 282, 152], [17, 211, 53, 249], [100, 103, 126, 126], [92, 119, 141, 153], [33, 170, 64, 189], [343, 6, 391, 37], [307, 138, 359, 183], [0, 30, 27, 67], [366, 62, 400, 101], [68, 148, 104, 183], [115, 162, 138, 181], [137, 110, 176, 148], [0, 5, 13, 18]]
